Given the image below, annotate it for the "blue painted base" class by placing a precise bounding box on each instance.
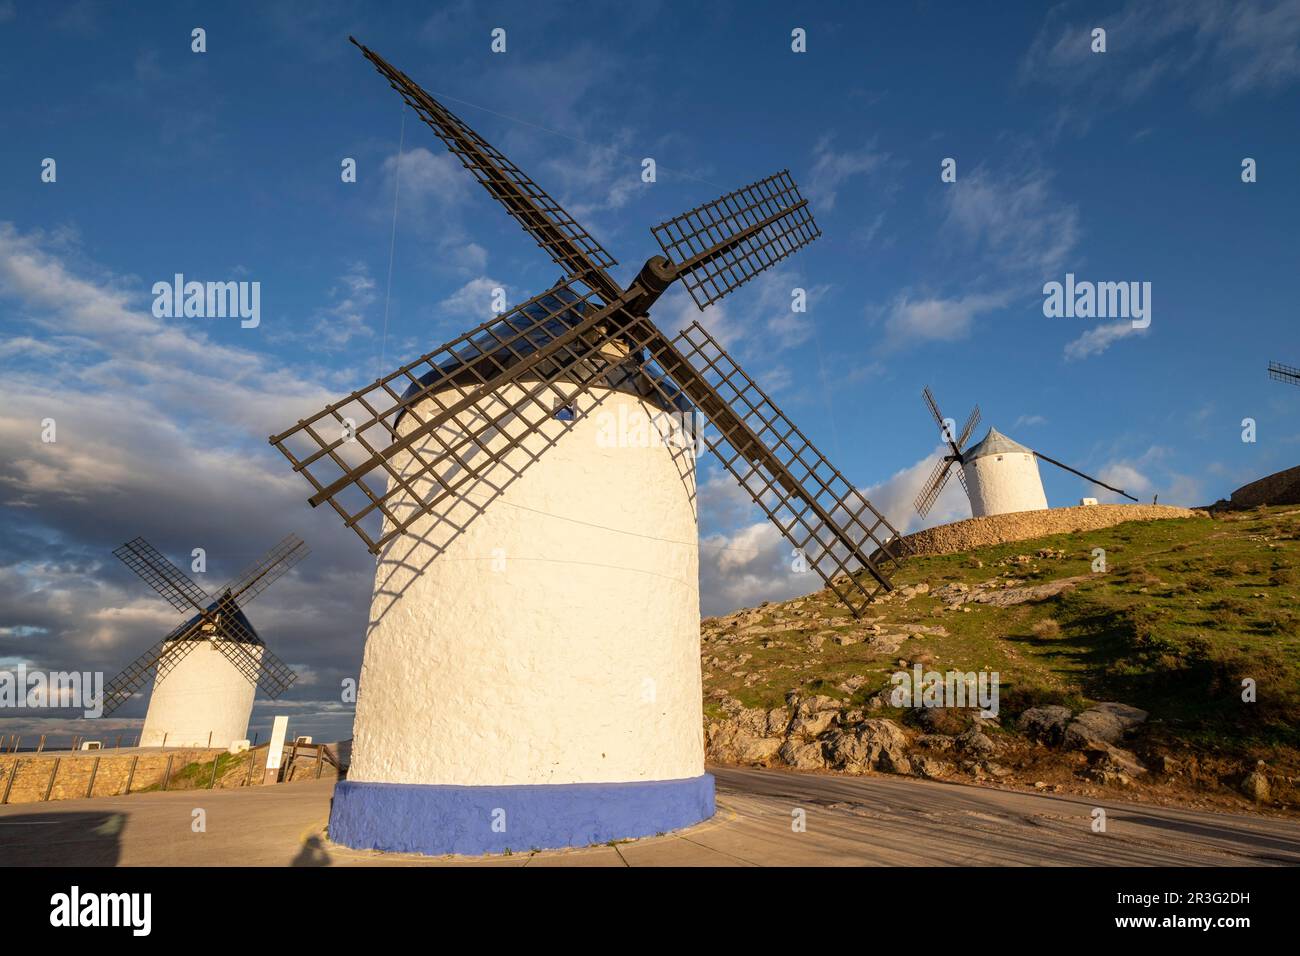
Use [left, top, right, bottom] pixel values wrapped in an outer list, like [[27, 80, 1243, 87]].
[[328, 774, 716, 857]]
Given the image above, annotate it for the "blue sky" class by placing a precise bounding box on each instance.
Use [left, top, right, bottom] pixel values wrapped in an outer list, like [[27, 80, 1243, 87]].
[[2, 0, 1298, 743]]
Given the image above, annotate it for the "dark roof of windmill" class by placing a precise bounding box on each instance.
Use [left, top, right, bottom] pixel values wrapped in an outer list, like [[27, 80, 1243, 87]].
[[394, 285, 692, 429], [964, 427, 1034, 461], [176, 592, 263, 646]]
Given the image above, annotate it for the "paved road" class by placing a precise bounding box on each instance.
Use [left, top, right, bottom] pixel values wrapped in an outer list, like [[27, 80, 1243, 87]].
[[2, 766, 1297, 866]]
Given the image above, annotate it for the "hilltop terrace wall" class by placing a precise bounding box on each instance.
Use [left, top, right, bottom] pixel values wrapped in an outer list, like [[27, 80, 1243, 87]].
[[896, 503, 1203, 558]]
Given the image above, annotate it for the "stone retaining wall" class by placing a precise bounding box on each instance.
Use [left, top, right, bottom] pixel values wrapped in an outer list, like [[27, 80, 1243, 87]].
[[896, 504, 1203, 557]]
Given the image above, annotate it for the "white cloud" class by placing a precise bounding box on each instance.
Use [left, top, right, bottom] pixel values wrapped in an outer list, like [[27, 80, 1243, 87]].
[[382, 146, 468, 214], [943, 166, 1080, 276], [882, 290, 1011, 351], [1063, 321, 1146, 360], [1014, 414, 1048, 428], [807, 136, 889, 212], [1021, 0, 1300, 108], [438, 276, 506, 322], [311, 263, 377, 349]]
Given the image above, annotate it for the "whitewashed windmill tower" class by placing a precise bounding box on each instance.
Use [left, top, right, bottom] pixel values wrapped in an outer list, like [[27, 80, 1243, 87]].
[[269, 39, 909, 857], [103, 536, 305, 748], [914, 387, 1135, 521]]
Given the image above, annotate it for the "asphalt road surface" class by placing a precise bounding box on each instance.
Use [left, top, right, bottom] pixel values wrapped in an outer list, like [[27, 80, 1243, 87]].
[[2, 766, 1297, 866]]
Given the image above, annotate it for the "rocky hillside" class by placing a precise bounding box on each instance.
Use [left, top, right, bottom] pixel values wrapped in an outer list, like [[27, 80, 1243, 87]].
[[702, 506, 1300, 814]]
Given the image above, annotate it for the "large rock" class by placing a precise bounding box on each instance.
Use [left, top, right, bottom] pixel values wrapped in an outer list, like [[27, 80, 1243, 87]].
[[825, 719, 911, 775], [789, 710, 837, 739], [733, 706, 769, 737], [955, 727, 998, 756], [1017, 705, 1073, 745], [1064, 702, 1148, 750], [765, 707, 791, 736], [779, 739, 826, 770], [734, 736, 783, 765]]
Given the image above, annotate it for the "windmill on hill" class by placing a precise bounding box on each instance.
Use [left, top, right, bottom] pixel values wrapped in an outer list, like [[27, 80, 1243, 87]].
[[1268, 361, 1300, 387], [103, 535, 306, 749], [267, 38, 912, 857], [914, 386, 1136, 521]]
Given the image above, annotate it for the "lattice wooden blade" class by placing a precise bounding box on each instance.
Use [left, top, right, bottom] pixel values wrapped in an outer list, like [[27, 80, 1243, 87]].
[[914, 455, 958, 519], [209, 621, 298, 698], [113, 537, 210, 614], [352, 38, 618, 287], [651, 171, 820, 309], [1268, 360, 1300, 386], [221, 535, 309, 607], [636, 321, 906, 616], [99, 621, 201, 716], [955, 405, 982, 449], [922, 385, 946, 432], [269, 278, 626, 552]]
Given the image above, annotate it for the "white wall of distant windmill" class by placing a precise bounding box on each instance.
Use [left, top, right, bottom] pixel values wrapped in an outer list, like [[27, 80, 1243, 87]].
[[139, 640, 261, 748], [961, 427, 1049, 518], [349, 381, 704, 787]]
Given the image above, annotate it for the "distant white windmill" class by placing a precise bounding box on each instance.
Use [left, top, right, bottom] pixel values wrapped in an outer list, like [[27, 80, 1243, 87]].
[[914, 387, 1136, 520]]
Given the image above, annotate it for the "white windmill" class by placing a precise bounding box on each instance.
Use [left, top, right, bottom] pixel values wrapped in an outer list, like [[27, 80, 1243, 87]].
[[914, 387, 1136, 521], [103, 536, 305, 749], [269, 40, 911, 857]]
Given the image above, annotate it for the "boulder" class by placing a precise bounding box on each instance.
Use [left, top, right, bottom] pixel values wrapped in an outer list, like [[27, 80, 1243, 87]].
[[734, 706, 769, 737], [789, 710, 837, 739], [825, 719, 911, 775], [955, 727, 997, 756], [734, 736, 783, 765], [1063, 702, 1148, 750], [765, 707, 791, 736], [1017, 705, 1073, 745], [779, 739, 826, 771]]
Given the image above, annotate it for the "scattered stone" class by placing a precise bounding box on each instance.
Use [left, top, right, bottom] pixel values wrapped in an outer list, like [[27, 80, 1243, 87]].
[[837, 675, 869, 695], [913, 756, 952, 779], [796, 694, 841, 717], [1241, 762, 1271, 803], [1082, 742, 1147, 786]]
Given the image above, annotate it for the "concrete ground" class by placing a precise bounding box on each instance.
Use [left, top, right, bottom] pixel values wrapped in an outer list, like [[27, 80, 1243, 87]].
[[2, 766, 1297, 866]]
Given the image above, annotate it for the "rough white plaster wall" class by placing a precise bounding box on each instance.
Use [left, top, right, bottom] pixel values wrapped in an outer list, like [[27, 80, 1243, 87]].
[[349, 382, 704, 787], [139, 640, 260, 748], [963, 452, 1049, 518]]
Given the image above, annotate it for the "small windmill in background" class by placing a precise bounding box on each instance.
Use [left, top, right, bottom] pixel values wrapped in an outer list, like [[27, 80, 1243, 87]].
[[914, 386, 1136, 521], [1268, 361, 1300, 387], [103, 535, 306, 748]]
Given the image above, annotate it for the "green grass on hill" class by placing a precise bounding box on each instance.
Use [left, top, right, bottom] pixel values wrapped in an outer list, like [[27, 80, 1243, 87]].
[[703, 507, 1300, 757]]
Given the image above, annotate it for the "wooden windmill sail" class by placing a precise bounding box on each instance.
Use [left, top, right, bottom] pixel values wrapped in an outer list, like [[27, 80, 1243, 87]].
[[268, 38, 907, 617], [1268, 361, 1300, 387]]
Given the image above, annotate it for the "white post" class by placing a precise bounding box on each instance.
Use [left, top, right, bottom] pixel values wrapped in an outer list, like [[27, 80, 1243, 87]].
[[263, 716, 289, 785]]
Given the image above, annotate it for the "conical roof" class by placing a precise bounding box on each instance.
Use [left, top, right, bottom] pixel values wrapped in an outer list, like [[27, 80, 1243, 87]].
[[964, 426, 1034, 461]]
